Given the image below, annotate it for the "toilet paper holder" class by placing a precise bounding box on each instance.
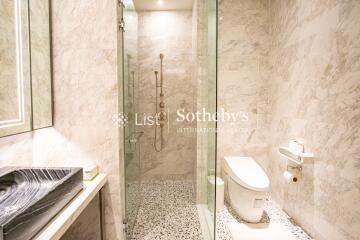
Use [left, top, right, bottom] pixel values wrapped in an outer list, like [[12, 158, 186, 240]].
[[287, 163, 302, 172]]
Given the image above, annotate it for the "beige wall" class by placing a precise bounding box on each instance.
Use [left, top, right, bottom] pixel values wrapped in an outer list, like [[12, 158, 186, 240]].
[[268, 1, 360, 240], [0, 0, 124, 239], [137, 11, 197, 180]]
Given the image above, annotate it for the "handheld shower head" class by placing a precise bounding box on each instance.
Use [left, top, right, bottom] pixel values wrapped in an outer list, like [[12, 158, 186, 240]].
[[160, 53, 164, 60]]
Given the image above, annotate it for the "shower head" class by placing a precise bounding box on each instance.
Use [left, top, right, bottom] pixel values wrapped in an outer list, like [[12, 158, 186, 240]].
[[160, 53, 164, 59]]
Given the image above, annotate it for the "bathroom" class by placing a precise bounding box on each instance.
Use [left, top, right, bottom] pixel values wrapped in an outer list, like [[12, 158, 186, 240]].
[[0, 0, 359, 240]]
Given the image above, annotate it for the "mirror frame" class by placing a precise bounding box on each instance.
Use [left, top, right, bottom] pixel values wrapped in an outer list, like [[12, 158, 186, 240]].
[[0, 0, 54, 138], [0, 0, 28, 130]]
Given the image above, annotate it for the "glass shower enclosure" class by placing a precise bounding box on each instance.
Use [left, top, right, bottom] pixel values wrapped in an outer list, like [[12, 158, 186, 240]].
[[122, 1, 142, 238], [194, 0, 218, 238], [121, 0, 217, 239]]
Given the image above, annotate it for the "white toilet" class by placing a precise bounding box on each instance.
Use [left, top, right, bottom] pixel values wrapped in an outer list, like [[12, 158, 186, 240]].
[[222, 156, 270, 223]]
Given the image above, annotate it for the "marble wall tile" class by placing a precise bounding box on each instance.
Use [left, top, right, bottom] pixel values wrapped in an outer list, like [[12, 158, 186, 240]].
[[0, 0, 123, 239], [268, 1, 360, 240], [217, 0, 271, 175], [137, 11, 197, 180]]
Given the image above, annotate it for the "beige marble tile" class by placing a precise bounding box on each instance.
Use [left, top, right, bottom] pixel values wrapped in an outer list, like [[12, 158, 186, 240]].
[[268, 1, 360, 240], [217, 0, 270, 176], [137, 11, 196, 180]]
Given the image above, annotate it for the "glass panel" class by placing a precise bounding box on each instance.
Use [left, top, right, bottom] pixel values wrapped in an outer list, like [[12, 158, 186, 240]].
[[123, 1, 141, 238], [206, 0, 217, 237], [196, 0, 217, 238]]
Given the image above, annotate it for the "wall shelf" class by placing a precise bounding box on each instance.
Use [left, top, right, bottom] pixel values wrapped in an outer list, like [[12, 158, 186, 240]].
[[279, 146, 314, 166]]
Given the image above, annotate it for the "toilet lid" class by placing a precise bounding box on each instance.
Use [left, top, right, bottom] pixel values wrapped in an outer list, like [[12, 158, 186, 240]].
[[224, 156, 269, 191]]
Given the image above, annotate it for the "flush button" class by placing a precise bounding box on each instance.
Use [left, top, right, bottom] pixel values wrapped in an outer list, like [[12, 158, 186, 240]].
[[254, 198, 265, 208]]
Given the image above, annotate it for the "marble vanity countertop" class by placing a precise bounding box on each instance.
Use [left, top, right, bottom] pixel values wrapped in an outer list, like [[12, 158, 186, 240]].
[[33, 173, 107, 240]]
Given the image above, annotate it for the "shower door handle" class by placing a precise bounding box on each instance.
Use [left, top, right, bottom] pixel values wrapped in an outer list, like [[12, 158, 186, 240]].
[[118, 18, 125, 32], [118, 0, 125, 8]]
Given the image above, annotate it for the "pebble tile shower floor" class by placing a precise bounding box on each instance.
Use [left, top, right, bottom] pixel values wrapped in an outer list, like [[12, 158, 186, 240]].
[[130, 180, 312, 240], [131, 180, 203, 240]]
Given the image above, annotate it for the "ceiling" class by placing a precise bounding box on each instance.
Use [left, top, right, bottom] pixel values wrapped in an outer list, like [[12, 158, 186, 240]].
[[133, 0, 194, 11]]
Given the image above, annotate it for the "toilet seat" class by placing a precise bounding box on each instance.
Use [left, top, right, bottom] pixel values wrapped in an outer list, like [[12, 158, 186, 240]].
[[224, 156, 269, 191]]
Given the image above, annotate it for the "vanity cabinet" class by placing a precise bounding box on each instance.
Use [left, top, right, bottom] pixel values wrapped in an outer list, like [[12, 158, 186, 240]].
[[61, 194, 102, 240]]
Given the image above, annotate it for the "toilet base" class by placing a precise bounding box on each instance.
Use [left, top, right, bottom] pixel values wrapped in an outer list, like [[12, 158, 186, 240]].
[[228, 177, 267, 223]]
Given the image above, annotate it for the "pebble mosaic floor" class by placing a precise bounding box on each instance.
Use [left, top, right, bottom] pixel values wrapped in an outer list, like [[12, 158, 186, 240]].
[[129, 180, 312, 240], [131, 180, 203, 240], [216, 199, 313, 240]]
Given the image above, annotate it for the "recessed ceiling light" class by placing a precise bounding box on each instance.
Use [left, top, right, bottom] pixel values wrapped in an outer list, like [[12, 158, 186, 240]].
[[157, 0, 164, 5]]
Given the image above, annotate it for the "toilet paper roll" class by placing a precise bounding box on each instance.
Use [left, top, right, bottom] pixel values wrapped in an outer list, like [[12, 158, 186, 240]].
[[283, 171, 297, 183]]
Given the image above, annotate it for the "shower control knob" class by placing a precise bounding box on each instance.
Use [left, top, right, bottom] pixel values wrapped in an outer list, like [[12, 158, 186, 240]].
[[159, 111, 167, 121], [159, 102, 165, 108]]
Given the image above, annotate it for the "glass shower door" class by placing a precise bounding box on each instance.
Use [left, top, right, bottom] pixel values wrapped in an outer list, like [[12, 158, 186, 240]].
[[206, 0, 218, 237], [122, 1, 141, 238], [121, 0, 217, 239]]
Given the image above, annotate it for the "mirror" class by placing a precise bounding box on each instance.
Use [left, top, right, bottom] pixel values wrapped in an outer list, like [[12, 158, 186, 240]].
[[0, 0, 53, 137]]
